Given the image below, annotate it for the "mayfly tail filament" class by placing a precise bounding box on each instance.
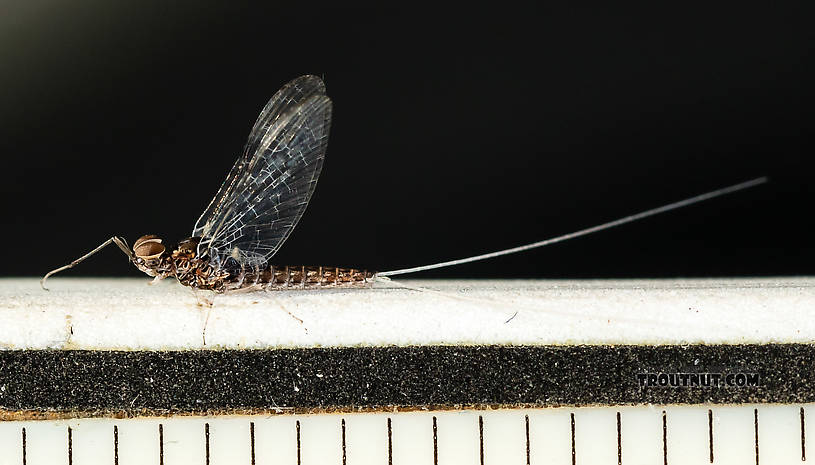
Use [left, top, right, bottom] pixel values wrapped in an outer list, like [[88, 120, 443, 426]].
[[377, 177, 768, 278]]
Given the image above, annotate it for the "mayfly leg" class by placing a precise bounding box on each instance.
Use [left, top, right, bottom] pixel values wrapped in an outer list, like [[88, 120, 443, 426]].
[[275, 299, 308, 334], [41, 236, 132, 290], [196, 288, 215, 346]]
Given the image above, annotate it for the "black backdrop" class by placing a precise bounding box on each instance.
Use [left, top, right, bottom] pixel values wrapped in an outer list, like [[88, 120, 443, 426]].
[[2, 4, 812, 278]]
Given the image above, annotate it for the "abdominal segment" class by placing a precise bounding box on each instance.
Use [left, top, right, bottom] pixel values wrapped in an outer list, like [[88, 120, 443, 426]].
[[222, 265, 375, 292], [172, 259, 375, 292]]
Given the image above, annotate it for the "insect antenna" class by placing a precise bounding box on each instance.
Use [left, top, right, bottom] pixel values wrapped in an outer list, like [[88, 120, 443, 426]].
[[377, 177, 768, 277], [41, 236, 133, 290]]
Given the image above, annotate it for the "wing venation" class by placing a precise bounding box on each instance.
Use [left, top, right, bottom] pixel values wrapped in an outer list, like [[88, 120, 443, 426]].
[[193, 75, 332, 270]]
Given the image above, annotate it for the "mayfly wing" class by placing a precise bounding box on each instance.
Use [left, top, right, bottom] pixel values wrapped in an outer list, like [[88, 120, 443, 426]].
[[193, 75, 332, 270], [194, 75, 327, 239]]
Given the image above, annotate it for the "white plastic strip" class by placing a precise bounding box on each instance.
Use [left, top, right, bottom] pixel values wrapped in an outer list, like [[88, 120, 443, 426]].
[[2, 277, 814, 349]]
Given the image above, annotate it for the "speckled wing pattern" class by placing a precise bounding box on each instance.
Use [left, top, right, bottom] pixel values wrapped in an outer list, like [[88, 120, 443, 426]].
[[193, 75, 332, 270]]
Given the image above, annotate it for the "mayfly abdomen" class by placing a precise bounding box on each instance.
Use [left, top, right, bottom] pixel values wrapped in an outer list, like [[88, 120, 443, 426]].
[[224, 266, 375, 292]]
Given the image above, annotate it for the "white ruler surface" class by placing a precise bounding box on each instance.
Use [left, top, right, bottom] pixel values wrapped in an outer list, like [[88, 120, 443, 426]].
[[3, 277, 814, 349], [0, 405, 810, 465]]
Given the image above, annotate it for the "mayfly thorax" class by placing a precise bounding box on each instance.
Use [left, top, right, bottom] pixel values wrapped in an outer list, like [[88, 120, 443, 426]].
[[41, 75, 768, 293]]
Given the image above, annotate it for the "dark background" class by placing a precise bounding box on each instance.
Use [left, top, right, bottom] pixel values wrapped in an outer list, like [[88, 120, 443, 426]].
[[1, 3, 811, 278]]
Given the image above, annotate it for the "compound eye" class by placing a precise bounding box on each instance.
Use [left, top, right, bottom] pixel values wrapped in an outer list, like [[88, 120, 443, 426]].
[[133, 235, 165, 260]]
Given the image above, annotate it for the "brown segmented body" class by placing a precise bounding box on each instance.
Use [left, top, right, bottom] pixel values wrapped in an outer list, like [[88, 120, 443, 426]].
[[223, 266, 375, 292], [134, 236, 374, 294]]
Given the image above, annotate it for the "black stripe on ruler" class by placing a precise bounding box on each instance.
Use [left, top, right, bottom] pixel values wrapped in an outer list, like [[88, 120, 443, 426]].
[[0, 345, 809, 413]]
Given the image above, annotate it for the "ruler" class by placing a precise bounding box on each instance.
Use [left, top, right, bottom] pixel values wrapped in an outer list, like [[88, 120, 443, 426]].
[[2, 345, 815, 464], [3, 279, 814, 464], [0, 405, 809, 464]]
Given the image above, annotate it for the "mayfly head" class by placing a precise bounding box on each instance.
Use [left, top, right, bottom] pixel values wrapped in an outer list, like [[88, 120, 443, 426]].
[[131, 235, 166, 276]]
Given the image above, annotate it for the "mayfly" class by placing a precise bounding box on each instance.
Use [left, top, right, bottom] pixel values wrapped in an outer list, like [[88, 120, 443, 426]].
[[41, 75, 767, 293]]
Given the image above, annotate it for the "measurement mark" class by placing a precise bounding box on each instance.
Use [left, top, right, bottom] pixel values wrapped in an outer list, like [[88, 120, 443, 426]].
[[479, 415, 485, 465], [433, 416, 438, 465], [754, 408, 759, 465], [205, 423, 211, 465], [159, 424, 164, 465], [114, 425, 119, 465], [570, 412, 576, 465], [250, 422, 256, 465], [802, 407, 807, 461], [296, 420, 301, 465], [68, 426, 73, 465], [617, 411, 622, 465], [21, 427, 26, 465], [525, 415, 530, 465], [342, 418, 347, 465], [708, 409, 714, 463], [662, 410, 667, 465], [387, 417, 393, 465]]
